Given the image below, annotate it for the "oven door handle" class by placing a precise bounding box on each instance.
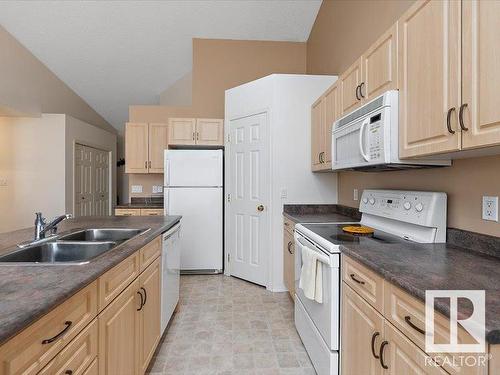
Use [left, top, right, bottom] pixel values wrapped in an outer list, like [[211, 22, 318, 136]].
[[296, 237, 332, 266], [359, 118, 370, 162]]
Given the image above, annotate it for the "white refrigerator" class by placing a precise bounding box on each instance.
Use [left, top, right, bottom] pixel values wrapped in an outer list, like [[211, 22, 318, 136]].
[[164, 149, 223, 273]]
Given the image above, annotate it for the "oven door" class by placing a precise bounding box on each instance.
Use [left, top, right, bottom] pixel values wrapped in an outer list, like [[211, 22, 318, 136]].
[[294, 231, 340, 351]]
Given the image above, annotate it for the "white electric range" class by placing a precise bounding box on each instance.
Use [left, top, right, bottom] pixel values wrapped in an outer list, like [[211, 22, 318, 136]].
[[293, 189, 447, 375]]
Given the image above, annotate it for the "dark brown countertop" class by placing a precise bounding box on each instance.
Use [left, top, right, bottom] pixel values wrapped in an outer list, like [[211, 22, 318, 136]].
[[286, 204, 500, 344], [0, 215, 180, 345], [283, 204, 361, 224]]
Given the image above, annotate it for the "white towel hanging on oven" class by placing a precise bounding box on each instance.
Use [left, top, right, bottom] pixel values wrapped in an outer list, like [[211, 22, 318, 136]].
[[298, 244, 323, 303]]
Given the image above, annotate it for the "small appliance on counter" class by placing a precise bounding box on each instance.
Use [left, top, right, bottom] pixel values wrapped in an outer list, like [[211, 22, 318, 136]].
[[332, 90, 452, 171], [164, 149, 223, 273], [293, 189, 447, 375]]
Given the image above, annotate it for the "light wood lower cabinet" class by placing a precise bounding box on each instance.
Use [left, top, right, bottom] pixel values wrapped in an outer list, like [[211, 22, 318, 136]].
[[0, 282, 98, 375], [140, 209, 164, 216], [39, 319, 98, 375], [114, 208, 164, 217], [283, 221, 295, 300], [99, 278, 141, 375], [342, 284, 384, 375], [341, 256, 490, 375], [139, 258, 161, 374]]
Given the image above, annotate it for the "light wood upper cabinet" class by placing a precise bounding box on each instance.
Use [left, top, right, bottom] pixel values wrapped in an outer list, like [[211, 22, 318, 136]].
[[362, 22, 398, 101], [148, 123, 169, 173], [139, 258, 161, 374], [341, 284, 384, 375], [168, 118, 196, 145], [125, 122, 168, 174], [311, 98, 323, 169], [398, 0, 462, 158], [340, 58, 363, 114], [324, 82, 340, 165], [125, 123, 149, 173], [196, 118, 224, 145], [98, 278, 141, 375], [461, 0, 500, 150]]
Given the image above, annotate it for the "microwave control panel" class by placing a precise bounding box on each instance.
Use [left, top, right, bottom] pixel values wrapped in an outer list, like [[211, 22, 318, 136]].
[[367, 113, 383, 161]]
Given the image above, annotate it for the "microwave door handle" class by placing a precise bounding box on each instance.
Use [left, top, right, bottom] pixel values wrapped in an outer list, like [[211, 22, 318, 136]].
[[359, 118, 370, 162]]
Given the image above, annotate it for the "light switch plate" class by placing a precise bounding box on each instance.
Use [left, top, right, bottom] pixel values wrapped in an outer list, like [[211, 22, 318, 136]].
[[482, 196, 498, 222], [280, 189, 287, 199], [353, 189, 359, 201], [131, 185, 143, 194]]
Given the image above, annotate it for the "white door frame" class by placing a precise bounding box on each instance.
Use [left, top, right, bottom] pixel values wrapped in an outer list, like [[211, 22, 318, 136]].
[[73, 141, 113, 216], [224, 109, 274, 290]]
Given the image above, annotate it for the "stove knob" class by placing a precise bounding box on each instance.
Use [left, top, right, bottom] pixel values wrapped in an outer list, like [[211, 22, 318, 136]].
[[403, 202, 412, 210], [415, 203, 424, 212], [362, 197, 368, 204], [369, 198, 375, 205]]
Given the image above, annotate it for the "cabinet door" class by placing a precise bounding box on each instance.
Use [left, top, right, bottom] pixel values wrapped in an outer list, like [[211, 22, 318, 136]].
[[114, 208, 141, 216], [139, 258, 161, 374], [98, 278, 141, 375], [148, 123, 168, 173], [362, 22, 398, 101], [340, 58, 363, 114], [125, 123, 149, 173], [341, 284, 384, 375], [384, 322, 448, 375], [196, 118, 224, 145], [324, 82, 340, 166], [283, 229, 295, 300], [462, 1, 500, 149], [398, 0, 461, 158], [311, 97, 324, 170], [168, 118, 196, 145]]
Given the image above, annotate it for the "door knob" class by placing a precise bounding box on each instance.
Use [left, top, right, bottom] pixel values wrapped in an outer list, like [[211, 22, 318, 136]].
[[257, 205, 264, 212]]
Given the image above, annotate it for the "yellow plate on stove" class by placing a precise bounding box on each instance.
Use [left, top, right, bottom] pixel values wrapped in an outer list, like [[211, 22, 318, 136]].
[[342, 225, 374, 235]]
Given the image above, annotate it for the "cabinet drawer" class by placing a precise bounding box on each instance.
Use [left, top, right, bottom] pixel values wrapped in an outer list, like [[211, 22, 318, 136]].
[[283, 216, 295, 235], [342, 256, 384, 313], [139, 236, 161, 271], [0, 282, 98, 375], [140, 209, 164, 216], [39, 319, 98, 375], [114, 209, 141, 216], [384, 282, 486, 375], [98, 252, 140, 311]]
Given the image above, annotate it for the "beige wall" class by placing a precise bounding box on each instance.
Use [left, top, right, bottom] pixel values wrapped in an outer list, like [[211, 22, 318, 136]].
[[129, 174, 164, 199], [307, 0, 500, 237], [307, 0, 414, 74], [159, 72, 193, 107], [130, 38, 307, 122], [0, 25, 115, 134], [0, 115, 66, 233]]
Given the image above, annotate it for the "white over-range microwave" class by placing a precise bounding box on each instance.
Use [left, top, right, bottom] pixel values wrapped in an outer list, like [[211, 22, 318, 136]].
[[331, 90, 451, 171]]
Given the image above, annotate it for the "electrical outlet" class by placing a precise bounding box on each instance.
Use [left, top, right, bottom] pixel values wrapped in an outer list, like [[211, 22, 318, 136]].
[[353, 189, 359, 201], [482, 196, 498, 222], [0, 178, 7, 187], [280, 189, 288, 199], [131, 185, 143, 194], [152, 185, 163, 194]]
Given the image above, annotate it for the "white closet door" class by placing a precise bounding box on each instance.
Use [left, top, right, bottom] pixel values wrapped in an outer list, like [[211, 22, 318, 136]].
[[74, 144, 110, 217], [74, 144, 93, 217], [93, 149, 110, 216], [228, 112, 269, 287]]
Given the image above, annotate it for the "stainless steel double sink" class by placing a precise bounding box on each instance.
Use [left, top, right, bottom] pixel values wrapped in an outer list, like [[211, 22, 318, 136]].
[[0, 228, 148, 265]]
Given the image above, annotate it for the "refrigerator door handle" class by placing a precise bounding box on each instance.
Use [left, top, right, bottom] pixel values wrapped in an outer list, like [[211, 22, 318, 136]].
[[165, 159, 171, 186]]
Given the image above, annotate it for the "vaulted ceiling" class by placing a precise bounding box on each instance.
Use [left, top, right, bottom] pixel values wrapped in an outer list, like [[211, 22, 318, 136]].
[[0, 0, 321, 131]]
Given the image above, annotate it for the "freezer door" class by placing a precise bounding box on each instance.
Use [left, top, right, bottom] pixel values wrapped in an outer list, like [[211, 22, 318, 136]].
[[165, 149, 223, 187], [166, 187, 223, 271]]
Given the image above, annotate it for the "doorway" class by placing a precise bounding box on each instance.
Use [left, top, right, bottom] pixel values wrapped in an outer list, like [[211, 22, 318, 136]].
[[74, 143, 110, 217]]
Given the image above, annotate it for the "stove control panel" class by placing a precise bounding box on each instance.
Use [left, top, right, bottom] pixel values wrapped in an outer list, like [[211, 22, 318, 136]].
[[359, 189, 447, 229]]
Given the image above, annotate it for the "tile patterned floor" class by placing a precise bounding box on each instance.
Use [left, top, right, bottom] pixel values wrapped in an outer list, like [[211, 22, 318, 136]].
[[147, 275, 315, 375]]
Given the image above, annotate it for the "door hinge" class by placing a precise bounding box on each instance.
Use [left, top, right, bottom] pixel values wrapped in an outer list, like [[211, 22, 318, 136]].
[[227, 134, 230, 143], [228, 253, 230, 263], [227, 193, 231, 203]]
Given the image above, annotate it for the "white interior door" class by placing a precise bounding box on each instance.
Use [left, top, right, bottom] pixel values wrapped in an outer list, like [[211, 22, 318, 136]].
[[228, 112, 269, 286], [93, 149, 110, 216]]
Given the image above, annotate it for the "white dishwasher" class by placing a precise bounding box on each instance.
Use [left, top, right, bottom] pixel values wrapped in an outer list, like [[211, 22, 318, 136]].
[[161, 222, 181, 334]]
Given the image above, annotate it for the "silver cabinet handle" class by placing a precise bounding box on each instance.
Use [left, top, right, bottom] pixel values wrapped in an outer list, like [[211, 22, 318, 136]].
[[446, 107, 456, 134], [459, 103, 469, 131], [359, 82, 365, 98]]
